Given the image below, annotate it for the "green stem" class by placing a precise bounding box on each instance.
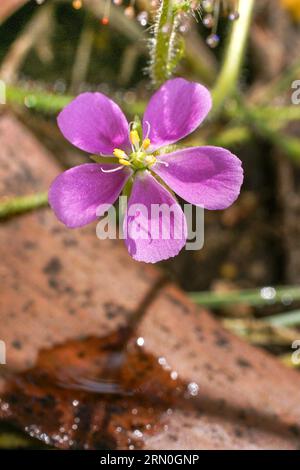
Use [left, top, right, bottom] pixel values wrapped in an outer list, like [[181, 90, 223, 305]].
[[6, 85, 145, 116], [265, 310, 300, 328], [189, 286, 300, 308], [212, 0, 255, 113], [149, 0, 186, 87], [149, 0, 173, 86], [0, 192, 48, 219]]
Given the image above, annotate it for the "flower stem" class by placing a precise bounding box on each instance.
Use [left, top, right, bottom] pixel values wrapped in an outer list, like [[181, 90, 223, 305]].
[[149, 0, 184, 87], [0, 192, 48, 219], [212, 0, 255, 113]]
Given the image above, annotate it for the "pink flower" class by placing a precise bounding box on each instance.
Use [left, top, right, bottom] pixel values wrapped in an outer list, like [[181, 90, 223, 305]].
[[49, 78, 243, 263]]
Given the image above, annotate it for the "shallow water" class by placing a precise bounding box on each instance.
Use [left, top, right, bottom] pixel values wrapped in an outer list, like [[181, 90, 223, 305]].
[[0, 330, 199, 449]]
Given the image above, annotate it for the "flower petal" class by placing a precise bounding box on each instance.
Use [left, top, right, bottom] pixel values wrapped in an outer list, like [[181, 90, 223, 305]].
[[153, 146, 243, 210], [49, 163, 131, 228], [123, 172, 187, 263], [143, 78, 212, 151], [57, 93, 130, 155]]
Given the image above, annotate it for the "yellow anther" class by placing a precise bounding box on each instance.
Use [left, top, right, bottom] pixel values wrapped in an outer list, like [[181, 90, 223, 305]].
[[119, 158, 131, 166], [144, 155, 157, 167], [130, 130, 140, 146], [113, 148, 127, 160], [142, 138, 151, 150]]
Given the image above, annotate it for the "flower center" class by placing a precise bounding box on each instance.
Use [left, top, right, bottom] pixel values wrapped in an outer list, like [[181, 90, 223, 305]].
[[113, 130, 156, 171]]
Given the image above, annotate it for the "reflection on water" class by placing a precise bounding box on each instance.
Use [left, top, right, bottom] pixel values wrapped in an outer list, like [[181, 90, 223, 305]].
[[0, 331, 199, 450]]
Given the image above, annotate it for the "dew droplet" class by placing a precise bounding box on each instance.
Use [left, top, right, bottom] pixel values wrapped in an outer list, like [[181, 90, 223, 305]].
[[133, 429, 143, 439], [136, 337, 145, 347], [158, 356, 167, 366], [206, 33, 220, 48], [170, 370, 178, 380], [137, 11, 148, 27], [260, 286, 276, 301], [162, 23, 171, 33], [124, 6, 135, 19], [203, 13, 214, 28], [187, 381, 199, 396], [228, 11, 240, 21], [281, 294, 293, 306], [53, 79, 66, 94]]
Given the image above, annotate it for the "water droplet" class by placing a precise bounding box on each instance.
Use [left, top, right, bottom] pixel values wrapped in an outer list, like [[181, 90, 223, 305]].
[[158, 357, 167, 366], [1, 402, 9, 411], [124, 6, 135, 19], [72, 399, 79, 407], [206, 33, 220, 48], [187, 381, 199, 396], [53, 79, 66, 94], [162, 23, 171, 34], [137, 11, 148, 27], [203, 13, 214, 28], [228, 11, 240, 21], [281, 294, 293, 306], [179, 22, 190, 34], [131, 408, 138, 415], [170, 370, 178, 380], [136, 337, 145, 347], [133, 429, 143, 439], [260, 286, 276, 301]]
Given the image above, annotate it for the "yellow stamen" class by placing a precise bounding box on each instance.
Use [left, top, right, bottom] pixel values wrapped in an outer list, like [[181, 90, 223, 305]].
[[119, 158, 131, 166], [144, 155, 157, 167], [142, 138, 151, 150], [130, 130, 140, 146], [113, 148, 127, 160]]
